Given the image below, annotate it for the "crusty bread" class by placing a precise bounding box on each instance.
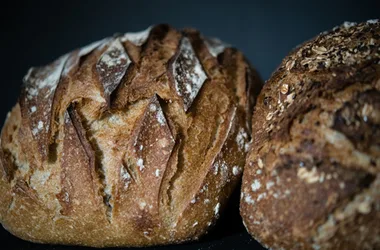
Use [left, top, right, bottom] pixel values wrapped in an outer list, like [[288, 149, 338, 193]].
[[240, 20, 380, 250], [0, 24, 262, 247]]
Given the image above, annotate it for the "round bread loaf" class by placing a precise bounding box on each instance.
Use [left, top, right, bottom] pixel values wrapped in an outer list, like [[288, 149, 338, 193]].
[[241, 20, 380, 250], [0, 24, 262, 247]]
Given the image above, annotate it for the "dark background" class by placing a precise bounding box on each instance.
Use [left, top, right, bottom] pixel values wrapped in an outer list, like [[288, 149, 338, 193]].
[[0, 0, 379, 249]]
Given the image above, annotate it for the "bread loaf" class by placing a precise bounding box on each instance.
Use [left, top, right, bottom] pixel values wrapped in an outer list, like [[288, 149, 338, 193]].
[[0, 24, 262, 247], [240, 20, 380, 250]]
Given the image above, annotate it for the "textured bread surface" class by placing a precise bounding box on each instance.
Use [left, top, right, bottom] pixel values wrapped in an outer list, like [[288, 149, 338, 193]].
[[240, 20, 380, 250], [0, 24, 262, 247]]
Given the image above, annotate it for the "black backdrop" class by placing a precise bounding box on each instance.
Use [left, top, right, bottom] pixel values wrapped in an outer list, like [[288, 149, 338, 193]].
[[1, 0, 379, 249]]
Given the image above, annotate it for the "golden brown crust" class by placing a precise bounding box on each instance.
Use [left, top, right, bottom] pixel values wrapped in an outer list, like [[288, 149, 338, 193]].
[[0, 24, 262, 247], [241, 20, 380, 250]]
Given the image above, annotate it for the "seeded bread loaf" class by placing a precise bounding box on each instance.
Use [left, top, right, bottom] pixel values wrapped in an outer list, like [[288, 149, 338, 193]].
[[240, 20, 380, 250], [0, 24, 262, 247]]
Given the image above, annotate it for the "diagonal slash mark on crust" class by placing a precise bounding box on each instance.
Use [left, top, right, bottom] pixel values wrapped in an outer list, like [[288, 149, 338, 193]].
[[49, 38, 109, 161], [67, 105, 113, 222], [168, 36, 208, 112], [173, 106, 237, 227], [168, 106, 237, 217]]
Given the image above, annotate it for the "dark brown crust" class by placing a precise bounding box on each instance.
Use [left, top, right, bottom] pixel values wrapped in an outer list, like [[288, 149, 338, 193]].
[[0, 24, 262, 247], [220, 48, 262, 132], [241, 20, 380, 250], [0, 149, 13, 182], [113, 24, 179, 109]]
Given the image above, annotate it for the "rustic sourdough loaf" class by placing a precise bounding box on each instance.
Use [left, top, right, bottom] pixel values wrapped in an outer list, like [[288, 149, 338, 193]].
[[241, 20, 380, 250], [0, 24, 262, 247]]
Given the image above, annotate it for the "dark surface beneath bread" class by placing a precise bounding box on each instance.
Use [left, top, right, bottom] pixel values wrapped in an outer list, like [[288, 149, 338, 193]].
[[0, 188, 265, 250]]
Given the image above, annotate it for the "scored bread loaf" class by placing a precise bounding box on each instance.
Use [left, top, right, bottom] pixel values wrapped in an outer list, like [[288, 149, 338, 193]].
[[0, 24, 262, 247], [241, 20, 380, 250]]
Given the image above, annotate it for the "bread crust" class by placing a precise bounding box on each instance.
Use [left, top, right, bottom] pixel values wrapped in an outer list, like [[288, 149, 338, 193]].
[[0, 24, 262, 247], [241, 20, 380, 250]]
